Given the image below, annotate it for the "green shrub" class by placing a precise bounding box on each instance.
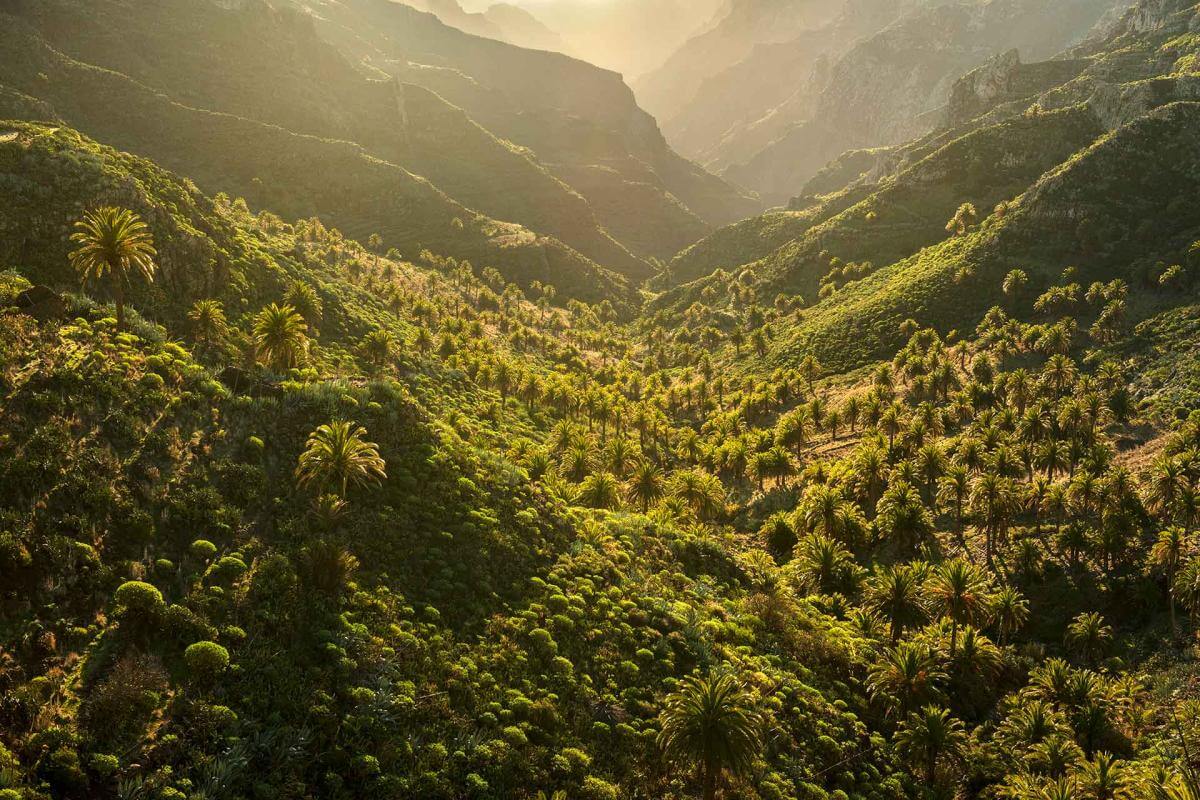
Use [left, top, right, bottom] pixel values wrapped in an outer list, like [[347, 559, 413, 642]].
[[113, 581, 164, 617], [189, 539, 218, 560], [184, 641, 230, 681], [207, 556, 248, 583], [89, 752, 119, 777], [163, 604, 216, 642], [580, 776, 620, 800]]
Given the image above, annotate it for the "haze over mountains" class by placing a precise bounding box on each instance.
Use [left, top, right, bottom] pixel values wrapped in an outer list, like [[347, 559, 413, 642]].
[[637, 0, 1128, 205], [0, 0, 756, 302]]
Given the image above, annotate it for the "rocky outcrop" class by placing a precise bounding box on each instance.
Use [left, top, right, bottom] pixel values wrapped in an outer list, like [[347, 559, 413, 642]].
[[11, 285, 65, 321], [1088, 74, 1200, 130], [946, 50, 1023, 125], [945, 51, 1092, 127]]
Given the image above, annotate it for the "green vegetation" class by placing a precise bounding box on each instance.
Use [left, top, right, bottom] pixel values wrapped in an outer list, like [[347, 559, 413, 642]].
[[1, 0, 1200, 798]]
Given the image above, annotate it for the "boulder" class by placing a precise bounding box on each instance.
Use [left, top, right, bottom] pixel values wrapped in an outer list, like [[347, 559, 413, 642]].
[[11, 285, 66, 321]]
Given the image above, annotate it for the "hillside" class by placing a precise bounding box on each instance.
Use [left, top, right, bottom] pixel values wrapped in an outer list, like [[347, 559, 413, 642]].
[[657, 0, 1200, 370], [4, 1, 1200, 799], [634, 0, 850, 128], [0, 0, 758, 297], [292, 0, 761, 232], [645, 0, 1119, 206]]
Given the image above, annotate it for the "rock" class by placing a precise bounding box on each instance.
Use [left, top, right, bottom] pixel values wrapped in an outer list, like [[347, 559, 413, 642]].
[[11, 285, 65, 321], [946, 50, 1023, 126]]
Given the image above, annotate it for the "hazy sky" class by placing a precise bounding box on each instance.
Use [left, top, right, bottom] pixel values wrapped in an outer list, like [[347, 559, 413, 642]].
[[465, 0, 726, 76]]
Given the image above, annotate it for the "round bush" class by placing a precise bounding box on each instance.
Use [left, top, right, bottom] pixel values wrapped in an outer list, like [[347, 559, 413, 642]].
[[184, 641, 230, 680], [189, 540, 218, 561], [89, 752, 119, 777], [113, 581, 164, 615]]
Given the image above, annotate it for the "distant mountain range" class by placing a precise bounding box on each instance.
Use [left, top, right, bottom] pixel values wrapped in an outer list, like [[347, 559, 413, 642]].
[[0, 0, 759, 304], [639, 0, 1126, 205]]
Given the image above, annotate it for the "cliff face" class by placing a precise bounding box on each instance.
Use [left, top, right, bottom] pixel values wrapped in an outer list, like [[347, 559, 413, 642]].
[[633, 0, 851, 126], [657, 0, 1121, 206], [945, 50, 1092, 127]]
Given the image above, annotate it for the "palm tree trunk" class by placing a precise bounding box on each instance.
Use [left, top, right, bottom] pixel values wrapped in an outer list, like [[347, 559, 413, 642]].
[[702, 763, 717, 800], [114, 280, 126, 330]]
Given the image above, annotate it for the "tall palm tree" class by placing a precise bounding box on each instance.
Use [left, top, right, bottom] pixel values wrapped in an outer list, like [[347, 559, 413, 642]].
[[894, 705, 966, 786], [658, 673, 763, 800], [970, 473, 1018, 566], [253, 303, 309, 371], [991, 585, 1030, 645], [69, 206, 157, 330], [295, 421, 387, 500], [928, 560, 991, 656], [578, 472, 621, 510], [866, 564, 929, 642], [671, 469, 726, 520], [876, 482, 934, 555], [627, 461, 665, 513], [791, 533, 859, 596], [1150, 527, 1188, 636], [360, 328, 393, 369]]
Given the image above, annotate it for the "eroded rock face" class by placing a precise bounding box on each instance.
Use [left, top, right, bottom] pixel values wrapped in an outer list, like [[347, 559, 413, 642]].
[[1088, 75, 1200, 130], [947, 49, 1023, 125], [1122, 0, 1185, 33]]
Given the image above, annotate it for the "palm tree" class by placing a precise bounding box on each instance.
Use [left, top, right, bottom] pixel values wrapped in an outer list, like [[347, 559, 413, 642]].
[[658, 673, 763, 800], [284, 280, 323, 331], [578, 472, 621, 510], [791, 533, 859, 596], [360, 328, 393, 369], [867, 642, 946, 717], [253, 303, 309, 371], [876, 482, 934, 555], [627, 461, 665, 513], [1150, 527, 1188, 636], [69, 206, 157, 329], [799, 354, 822, 397], [188, 299, 228, 355], [295, 421, 387, 500], [671, 468, 726, 520], [970, 473, 1018, 566], [991, 585, 1030, 645], [927, 560, 990, 657], [894, 705, 966, 785], [1065, 612, 1112, 667], [866, 563, 929, 642], [1078, 753, 1127, 800]]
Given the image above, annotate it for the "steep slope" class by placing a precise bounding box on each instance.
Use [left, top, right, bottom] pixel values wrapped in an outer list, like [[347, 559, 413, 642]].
[[721, 0, 1121, 204], [0, 34, 631, 307], [634, 0, 850, 127], [658, 0, 925, 171], [480, 3, 570, 53], [665, 103, 1102, 295], [0, 118, 905, 800], [298, 0, 761, 236], [2, 0, 660, 283], [504, 0, 727, 77], [654, 0, 1200, 372], [751, 100, 1200, 371]]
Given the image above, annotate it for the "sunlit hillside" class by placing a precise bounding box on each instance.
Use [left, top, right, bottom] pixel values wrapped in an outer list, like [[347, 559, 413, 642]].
[[1, 1, 1199, 799]]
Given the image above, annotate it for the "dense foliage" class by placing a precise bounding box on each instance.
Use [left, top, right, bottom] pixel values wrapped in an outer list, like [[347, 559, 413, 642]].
[[1, 0, 1200, 798]]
